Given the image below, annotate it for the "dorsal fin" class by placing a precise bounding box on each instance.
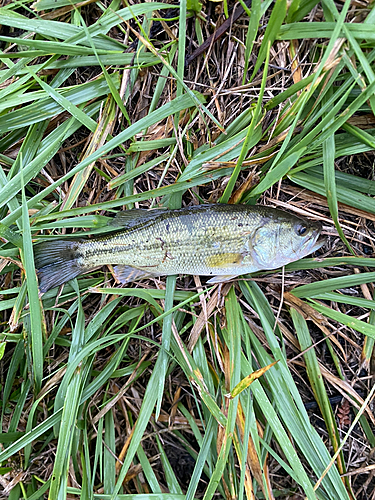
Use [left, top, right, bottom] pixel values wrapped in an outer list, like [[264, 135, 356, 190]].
[[109, 208, 167, 228]]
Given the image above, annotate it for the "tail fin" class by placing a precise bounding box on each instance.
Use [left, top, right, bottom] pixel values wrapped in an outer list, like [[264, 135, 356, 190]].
[[34, 240, 85, 293]]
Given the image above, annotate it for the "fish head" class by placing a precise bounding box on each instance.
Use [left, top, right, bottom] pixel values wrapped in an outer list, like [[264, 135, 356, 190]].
[[250, 215, 325, 271]]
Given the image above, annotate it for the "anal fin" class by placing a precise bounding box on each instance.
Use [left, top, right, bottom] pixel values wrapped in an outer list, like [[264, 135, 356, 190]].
[[206, 274, 240, 284], [113, 265, 157, 284]]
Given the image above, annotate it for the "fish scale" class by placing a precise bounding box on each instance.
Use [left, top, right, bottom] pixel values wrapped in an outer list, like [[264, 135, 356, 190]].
[[34, 204, 324, 292]]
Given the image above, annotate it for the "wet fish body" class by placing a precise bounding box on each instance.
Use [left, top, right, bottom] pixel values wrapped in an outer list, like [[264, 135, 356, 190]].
[[34, 204, 324, 292]]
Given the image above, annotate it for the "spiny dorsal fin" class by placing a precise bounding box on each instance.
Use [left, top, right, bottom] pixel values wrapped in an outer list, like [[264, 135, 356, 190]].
[[109, 208, 167, 228]]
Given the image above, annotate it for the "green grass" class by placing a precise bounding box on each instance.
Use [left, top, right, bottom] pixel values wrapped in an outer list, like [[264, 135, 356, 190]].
[[0, 0, 375, 499]]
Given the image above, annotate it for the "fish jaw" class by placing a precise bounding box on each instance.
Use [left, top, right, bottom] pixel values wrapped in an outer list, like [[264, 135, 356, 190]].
[[295, 225, 325, 259], [308, 234, 326, 255]]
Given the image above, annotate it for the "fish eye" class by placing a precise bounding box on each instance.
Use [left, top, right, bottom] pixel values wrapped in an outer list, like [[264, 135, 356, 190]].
[[295, 224, 308, 236]]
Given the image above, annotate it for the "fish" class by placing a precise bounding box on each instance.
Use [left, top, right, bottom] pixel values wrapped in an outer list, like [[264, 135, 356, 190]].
[[34, 203, 325, 293]]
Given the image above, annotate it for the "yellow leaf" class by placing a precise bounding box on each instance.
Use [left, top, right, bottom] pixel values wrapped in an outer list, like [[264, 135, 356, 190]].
[[228, 360, 279, 399]]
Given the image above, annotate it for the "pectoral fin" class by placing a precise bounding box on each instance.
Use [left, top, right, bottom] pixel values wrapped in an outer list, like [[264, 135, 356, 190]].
[[206, 274, 240, 284], [113, 265, 157, 284]]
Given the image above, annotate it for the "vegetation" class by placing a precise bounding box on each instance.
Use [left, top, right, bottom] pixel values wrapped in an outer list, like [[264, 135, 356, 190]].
[[0, 0, 375, 498]]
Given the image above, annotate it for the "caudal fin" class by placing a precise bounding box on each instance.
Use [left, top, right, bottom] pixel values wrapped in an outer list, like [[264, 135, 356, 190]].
[[34, 240, 85, 293]]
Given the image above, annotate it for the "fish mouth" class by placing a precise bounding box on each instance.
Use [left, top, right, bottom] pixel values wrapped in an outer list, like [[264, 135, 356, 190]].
[[309, 228, 326, 254]]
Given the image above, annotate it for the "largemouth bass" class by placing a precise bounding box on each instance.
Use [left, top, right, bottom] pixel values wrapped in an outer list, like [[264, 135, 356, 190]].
[[34, 204, 324, 292]]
